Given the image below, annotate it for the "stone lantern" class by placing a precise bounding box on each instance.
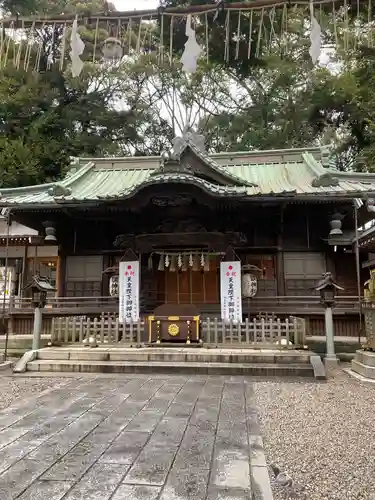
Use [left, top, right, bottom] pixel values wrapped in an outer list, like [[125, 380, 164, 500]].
[[24, 275, 56, 351], [315, 272, 344, 366]]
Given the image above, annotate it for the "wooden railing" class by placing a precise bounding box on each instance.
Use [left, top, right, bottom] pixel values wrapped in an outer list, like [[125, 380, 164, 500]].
[[50, 315, 306, 348], [8, 294, 361, 315]]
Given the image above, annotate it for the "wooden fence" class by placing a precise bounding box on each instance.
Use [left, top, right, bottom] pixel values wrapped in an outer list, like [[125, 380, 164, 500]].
[[50, 315, 306, 348]]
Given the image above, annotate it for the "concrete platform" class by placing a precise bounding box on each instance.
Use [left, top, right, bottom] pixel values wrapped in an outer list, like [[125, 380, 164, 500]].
[[25, 347, 318, 379], [351, 350, 375, 380]]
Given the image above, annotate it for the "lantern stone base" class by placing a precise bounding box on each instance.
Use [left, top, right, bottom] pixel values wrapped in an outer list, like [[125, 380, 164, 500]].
[[351, 350, 375, 380], [324, 354, 339, 368]]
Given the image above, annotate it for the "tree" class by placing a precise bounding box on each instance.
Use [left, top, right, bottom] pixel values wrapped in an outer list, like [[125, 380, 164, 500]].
[[0, 0, 171, 187]]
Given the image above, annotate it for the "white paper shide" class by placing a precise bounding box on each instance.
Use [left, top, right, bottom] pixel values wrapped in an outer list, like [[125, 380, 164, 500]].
[[70, 16, 85, 77], [181, 14, 202, 74], [220, 261, 242, 323], [119, 261, 140, 323]]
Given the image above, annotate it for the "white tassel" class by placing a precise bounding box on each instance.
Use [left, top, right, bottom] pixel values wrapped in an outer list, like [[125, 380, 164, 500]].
[[178, 254, 182, 269], [189, 253, 193, 268], [201, 253, 205, 268], [181, 14, 202, 73], [309, 2, 321, 64], [165, 254, 170, 268], [70, 16, 85, 77]]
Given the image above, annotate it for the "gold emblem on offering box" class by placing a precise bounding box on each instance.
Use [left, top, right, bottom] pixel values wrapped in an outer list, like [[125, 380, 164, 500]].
[[168, 323, 180, 336]]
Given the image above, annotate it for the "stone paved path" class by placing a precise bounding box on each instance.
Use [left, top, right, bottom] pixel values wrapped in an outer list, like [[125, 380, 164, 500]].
[[0, 374, 271, 500]]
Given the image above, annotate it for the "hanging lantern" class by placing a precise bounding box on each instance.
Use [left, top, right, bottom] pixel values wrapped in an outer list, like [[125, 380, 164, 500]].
[[109, 275, 119, 297], [165, 254, 170, 268], [170, 255, 176, 272], [158, 255, 164, 271], [242, 273, 258, 298], [102, 37, 123, 61]]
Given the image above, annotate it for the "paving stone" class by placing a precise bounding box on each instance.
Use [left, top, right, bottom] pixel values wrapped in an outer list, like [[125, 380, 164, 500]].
[[172, 418, 217, 470], [249, 435, 267, 467], [41, 409, 130, 481], [99, 431, 151, 465], [124, 418, 189, 486], [124, 410, 164, 433], [173, 380, 206, 403], [142, 397, 173, 412], [0, 375, 271, 500], [206, 486, 252, 499], [0, 428, 29, 450], [211, 413, 251, 494], [27, 413, 105, 464], [62, 463, 127, 500], [164, 402, 196, 419], [251, 465, 273, 500], [0, 458, 47, 500], [0, 438, 44, 475], [17, 480, 73, 500], [112, 484, 161, 500], [159, 466, 210, 500]]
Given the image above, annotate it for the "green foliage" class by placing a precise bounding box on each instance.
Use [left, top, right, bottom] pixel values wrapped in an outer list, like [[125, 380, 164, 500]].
[[2, 0, 375, 187]]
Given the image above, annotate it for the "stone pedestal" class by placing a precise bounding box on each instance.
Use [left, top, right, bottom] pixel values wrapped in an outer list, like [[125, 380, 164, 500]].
[[324, 356, 339, 369], [324, 306, 338, 366], [351, 350, 375, 379]]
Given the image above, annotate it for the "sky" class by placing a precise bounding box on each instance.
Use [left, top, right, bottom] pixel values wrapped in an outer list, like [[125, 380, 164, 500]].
[[113, 0, 159, 10]]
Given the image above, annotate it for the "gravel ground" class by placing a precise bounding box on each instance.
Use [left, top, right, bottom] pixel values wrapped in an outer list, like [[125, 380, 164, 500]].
[[254, 367, 375, 500], [0, 375, 69, 410]]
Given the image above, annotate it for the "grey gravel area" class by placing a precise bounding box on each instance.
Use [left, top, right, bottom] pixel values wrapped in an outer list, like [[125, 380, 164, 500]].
[[0, 376, 70, 410], [254, 367, 375, 500]]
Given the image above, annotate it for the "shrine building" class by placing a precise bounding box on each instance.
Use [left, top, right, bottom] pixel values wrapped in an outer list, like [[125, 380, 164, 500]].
[[0, 132, 374, 338]]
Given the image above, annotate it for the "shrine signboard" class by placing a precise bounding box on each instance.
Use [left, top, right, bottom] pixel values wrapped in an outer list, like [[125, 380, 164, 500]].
[[119, 261, 140, 323], [220, 261, 242, 323]]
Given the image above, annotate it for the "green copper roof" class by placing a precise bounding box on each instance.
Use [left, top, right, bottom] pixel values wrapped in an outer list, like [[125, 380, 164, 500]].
[[1, 147, 375, 208]]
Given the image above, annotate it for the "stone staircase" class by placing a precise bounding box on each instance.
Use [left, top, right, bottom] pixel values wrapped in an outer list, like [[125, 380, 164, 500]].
[[24, 346, 325, 378]]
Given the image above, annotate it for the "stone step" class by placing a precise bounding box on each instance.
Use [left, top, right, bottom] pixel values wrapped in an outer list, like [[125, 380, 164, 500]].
[[36, 347, 311, 365], [27, 359, 314, 377]]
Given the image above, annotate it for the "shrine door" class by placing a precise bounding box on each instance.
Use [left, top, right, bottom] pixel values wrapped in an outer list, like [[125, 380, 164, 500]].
[[157, 258, 219, 304]]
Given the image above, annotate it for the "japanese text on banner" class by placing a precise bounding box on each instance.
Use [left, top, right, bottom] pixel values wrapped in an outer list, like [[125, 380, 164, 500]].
[[119, 261, 140, 323], [220, 261, 242, 323]]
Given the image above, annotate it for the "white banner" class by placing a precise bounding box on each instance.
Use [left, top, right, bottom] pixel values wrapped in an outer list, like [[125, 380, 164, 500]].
[[220, 261, 242, 323], [0, 267, 14, 303], [119, 261, 140, 323]]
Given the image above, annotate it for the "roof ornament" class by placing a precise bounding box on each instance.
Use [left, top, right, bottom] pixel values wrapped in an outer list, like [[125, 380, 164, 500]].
[[47, 184, 72, 197], [320, 145, 337, 170], [171, 127, 205, 159]]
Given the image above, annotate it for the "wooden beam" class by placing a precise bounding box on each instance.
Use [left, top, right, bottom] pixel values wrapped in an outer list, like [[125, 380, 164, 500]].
[[0, 0, 355, 27]]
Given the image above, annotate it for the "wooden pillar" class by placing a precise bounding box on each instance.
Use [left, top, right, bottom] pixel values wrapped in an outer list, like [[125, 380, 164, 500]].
[[101, 255, 110, 296], [56, 251, 66, 297], [276, 204, 286, 296], [20, 244, 28, 297]]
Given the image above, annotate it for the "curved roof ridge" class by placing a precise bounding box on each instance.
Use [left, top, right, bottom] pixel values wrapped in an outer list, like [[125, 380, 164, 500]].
[[0, 161, 95, 196], [188, 143, 257, 187]]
